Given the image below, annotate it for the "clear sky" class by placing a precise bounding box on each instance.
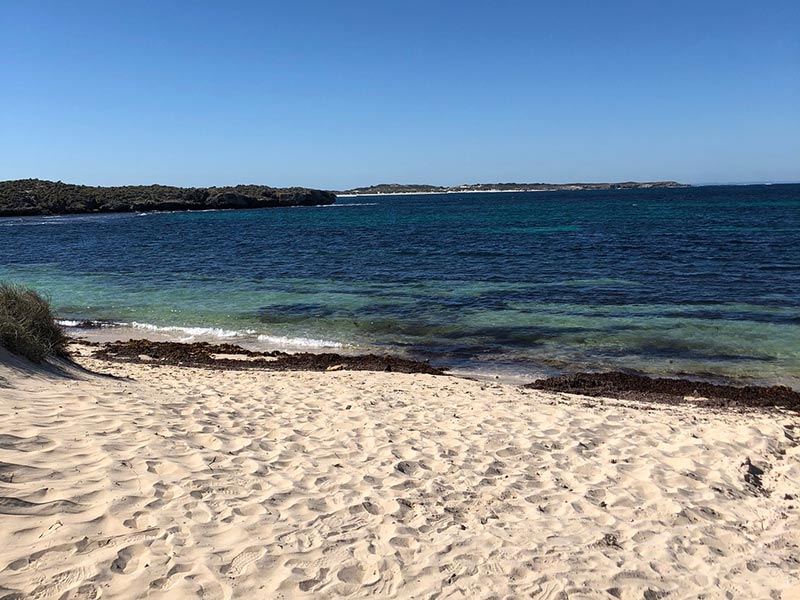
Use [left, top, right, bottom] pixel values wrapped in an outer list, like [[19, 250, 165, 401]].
[[2, 1, 798, 189]]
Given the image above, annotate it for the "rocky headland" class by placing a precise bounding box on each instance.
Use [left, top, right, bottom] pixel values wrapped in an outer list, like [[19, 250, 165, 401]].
[[0, 179, 336, 217]]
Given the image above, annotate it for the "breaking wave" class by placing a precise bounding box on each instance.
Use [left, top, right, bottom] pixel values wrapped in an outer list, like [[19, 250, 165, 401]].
[[59, 319, 344, 348]]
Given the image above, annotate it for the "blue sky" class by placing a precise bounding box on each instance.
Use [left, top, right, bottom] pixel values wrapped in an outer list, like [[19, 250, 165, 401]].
[[2, 1, 798, 188]]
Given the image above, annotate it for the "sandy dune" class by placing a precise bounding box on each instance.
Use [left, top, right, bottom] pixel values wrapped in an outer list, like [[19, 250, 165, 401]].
[[1, 349, 799, 599]]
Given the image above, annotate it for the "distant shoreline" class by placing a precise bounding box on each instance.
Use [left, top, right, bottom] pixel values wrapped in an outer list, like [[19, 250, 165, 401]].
[[339, 189, 554, 197], [338, 188, 654, 197], [339, 181, 690, 196], [338, 181, 800, 197]]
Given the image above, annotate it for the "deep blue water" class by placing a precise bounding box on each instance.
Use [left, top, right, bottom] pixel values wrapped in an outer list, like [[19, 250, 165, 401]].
[[1, 184, 799, 386]]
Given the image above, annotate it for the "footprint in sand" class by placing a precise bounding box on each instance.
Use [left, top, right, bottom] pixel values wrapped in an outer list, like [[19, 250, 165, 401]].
[[336, 564, 366, 585], [29, 565, 94, 600], [78, 528, 160, 555], [395, 461, 419, 476], [189, 433, 223, 450], [275, 528, 324, 552], [191, 484, 249, 500], [611, 569, 654, 583], [150, 563, 194, 591], [530, 580, 566, 600], [110, 544, 148, 574], [286, 546, 350, 572], [146, 460, 178, 475], [63, 584, 103, 599], [323, 514, 369, 537], [359, 500, 383, 515], [183, 500, 213, 523], [337, 561, 381, 586], [233, 502, 266, 517], [496, 446, 523, 458], [224, 546, 265, 578], [298, 567, 330, 592], [191, 575, 226, 600], [7, 541, 77, 572], [366, 559, 402, 596], [480, 558, 507, 576]]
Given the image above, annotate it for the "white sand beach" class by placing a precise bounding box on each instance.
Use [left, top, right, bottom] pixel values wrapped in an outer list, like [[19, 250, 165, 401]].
[[1, 347, 799, 599]]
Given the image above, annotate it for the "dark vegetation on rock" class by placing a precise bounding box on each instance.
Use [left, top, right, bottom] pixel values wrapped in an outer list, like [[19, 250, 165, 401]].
[[525, 371, 800, 411], [0, 284, 68, 362], [342, 181, 689, 195], [0, 179, 336, 217], [92, 339, 445, 375]]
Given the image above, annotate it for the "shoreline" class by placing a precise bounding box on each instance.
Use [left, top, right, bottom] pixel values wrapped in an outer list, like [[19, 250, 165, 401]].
[[1, 343, 798, 598], [62, 319, 800, 392], [77, 338, 800, 411]]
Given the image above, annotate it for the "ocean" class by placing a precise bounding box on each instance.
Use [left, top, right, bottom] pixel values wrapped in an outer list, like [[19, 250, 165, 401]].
[[1, 184, 798, 387]]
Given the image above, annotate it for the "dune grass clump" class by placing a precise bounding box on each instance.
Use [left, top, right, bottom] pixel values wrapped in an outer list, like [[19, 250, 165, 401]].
[[0, 283, 68, 362]]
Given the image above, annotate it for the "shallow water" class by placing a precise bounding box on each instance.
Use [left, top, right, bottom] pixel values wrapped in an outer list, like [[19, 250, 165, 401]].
[[1, 185, 799, 387]]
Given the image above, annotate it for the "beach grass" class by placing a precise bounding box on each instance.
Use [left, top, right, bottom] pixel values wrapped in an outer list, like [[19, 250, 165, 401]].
[[0, 283, 68, 362]]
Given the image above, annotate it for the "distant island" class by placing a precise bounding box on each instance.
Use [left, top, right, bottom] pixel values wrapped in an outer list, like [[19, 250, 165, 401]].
[[340, 181, 689, 196], [0, 179, 336, 217]]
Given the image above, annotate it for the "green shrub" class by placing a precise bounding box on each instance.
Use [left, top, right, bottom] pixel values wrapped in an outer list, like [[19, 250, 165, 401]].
[[0, 284, 68, 362]]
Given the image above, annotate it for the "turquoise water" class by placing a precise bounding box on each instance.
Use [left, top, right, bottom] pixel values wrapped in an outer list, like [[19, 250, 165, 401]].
[[1, 185, 799, 386]]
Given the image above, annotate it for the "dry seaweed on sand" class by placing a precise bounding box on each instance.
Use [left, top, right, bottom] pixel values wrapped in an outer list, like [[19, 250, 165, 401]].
[[525, 371, 800, 411]]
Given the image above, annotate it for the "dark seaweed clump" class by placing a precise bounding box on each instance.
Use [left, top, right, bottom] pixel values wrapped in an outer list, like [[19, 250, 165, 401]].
[[93, 339, 445, 375]]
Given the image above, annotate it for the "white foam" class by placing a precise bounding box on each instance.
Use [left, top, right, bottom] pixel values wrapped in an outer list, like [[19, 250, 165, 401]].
[[57, 319, 84, 327], [60, 318, 344, 348], [321, 202, 378, 207], [256, 334, 343, 348], [128, 322, 250, 338]]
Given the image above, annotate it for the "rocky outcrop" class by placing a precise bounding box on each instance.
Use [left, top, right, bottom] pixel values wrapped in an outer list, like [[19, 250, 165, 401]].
[[0, 179, 336, 217]]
